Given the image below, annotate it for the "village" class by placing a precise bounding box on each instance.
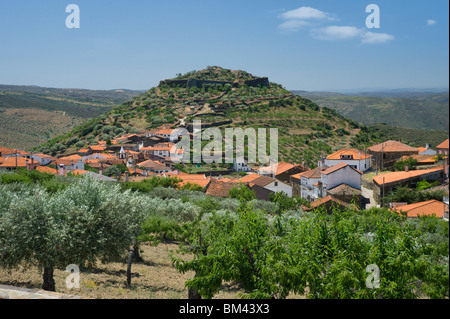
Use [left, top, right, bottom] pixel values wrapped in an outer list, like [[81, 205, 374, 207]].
[[1, 125, 448, 220]]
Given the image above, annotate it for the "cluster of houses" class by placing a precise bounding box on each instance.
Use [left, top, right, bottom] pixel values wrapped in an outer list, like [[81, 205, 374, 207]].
[[1, 125, 448, 220]]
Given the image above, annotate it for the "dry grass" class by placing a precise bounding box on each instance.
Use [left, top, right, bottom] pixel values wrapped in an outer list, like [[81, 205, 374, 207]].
[[0, 242, 308, 299], [0, 243, 246, 299]]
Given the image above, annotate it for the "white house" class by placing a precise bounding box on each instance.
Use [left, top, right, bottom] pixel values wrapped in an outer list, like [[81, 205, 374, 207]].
[[233, 158, 252, 172], [316, 162, 362, 198], [241, 174, 292, 197], [298, 167, 323, 202], [324, 149, 372, 172], [146, 128, 184, 143]]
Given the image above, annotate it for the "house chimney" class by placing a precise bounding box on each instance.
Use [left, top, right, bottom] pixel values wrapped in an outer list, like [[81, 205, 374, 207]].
[[405, 164, 409, 172], [426, 144, 430, 150], [59, 164, 64, 176], [99, 169, 103, 179], [26, 160, 30, 171]]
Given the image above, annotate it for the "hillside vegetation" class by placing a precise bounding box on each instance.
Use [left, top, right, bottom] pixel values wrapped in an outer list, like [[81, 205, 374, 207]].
[[35, 67, 370, 167], [0, 86, 141, 150], [32, 67, 448, 166], [295, 91, 449, 131]]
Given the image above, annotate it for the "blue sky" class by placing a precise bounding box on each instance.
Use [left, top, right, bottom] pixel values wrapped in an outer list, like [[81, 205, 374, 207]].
[[0, 0, 448, 91]]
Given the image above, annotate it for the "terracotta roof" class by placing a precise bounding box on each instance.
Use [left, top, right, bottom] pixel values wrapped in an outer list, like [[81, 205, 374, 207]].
[[326, 149, 372, 160], [239, 173, 263, 183], [399, 155, 436, 165], [206, 180, 241, 198], [275, 162, 295, 175], [251, 176, 277, 187], [321, 162, 363, 176], [59, 155, 83, 162], [127, 167, 145, 176], [17, 150, 31, 156], [35, 166, 58, 175], [89, 145, 107, 151], [394, 200, 448, 218], [0, 147, 18, 156], [155, 129, 175, 135], [436, 139, 449, 150], [137, 159, 171, 171], [373, 166, 444, 186], [291, 167, 323, 180], [78, 149, 90, 153], [327, 183, 361, 195], [368, 141, 419, 153], [0, 156, 35, 168], [257, 162, 297, 176], [175, 172, 210, 188], [305, 195, 357, 211]]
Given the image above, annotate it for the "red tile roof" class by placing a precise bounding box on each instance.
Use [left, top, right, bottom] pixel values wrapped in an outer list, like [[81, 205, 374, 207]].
[[399, 155, 436, 165], [304, 195, 358, 211], [291, 167, 323, 180], [239, 173, 263, 183], [436, 139, 449, 150], [368, 141, 419, 153], [0, 156, 36, 168], [373, 166, 444, 186], [321, 162, 363, 176], [394, 200, 448, 218], [326, 149, 372, 160], [36, 166, 58, 175], [250, 176, 277, 187], [0, 147, 17, 156], [206, 180, 241, 198]]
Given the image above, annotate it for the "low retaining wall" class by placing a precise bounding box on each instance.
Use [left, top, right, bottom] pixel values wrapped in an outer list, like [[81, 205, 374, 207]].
[[0, 285, 84, 299]]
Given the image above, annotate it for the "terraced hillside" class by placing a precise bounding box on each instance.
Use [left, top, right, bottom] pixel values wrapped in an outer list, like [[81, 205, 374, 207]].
[[296, 92, 449, 132], [0, 87, 141, 150], [35, 67, 382, 167]]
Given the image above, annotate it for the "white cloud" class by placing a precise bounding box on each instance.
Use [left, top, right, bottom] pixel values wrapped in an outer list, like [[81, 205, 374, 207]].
[[427, 19, 437, 26], [278, 19, 312, 32], [278, 6, 336, 32], [312, 26, 363, 40], [280, 7, 332, 21], [361, 32, 394, 44], [277, 7, 394, 44]]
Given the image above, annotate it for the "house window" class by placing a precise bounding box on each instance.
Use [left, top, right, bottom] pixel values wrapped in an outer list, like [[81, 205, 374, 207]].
[[274, 182, 278, 187]]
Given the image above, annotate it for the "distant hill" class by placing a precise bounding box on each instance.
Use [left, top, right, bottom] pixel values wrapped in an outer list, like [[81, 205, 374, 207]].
[[0, 85, 142, 150], [293, 91, 449, 131]]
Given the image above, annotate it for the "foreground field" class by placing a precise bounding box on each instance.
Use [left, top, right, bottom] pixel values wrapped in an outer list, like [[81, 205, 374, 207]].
[[0, 243, 245, 299]]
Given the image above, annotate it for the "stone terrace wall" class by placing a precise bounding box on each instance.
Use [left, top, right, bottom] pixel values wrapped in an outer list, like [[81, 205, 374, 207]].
[[159, 77, 270, 89]]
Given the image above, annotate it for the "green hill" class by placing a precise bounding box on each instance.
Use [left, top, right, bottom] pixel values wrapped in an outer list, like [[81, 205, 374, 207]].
[[0, 86, 141, 150], [293, 91, 449, 131], [33, 66, 448, 168], [34, 67, 379, 168]]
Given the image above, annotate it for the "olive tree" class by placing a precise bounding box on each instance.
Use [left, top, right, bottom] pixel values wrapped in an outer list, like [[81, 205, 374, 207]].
[[0, 178, 146, 291]]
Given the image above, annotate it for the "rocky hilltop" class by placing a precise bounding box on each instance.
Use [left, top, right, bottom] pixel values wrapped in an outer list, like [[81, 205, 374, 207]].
[[36, 66, 369, 166]]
